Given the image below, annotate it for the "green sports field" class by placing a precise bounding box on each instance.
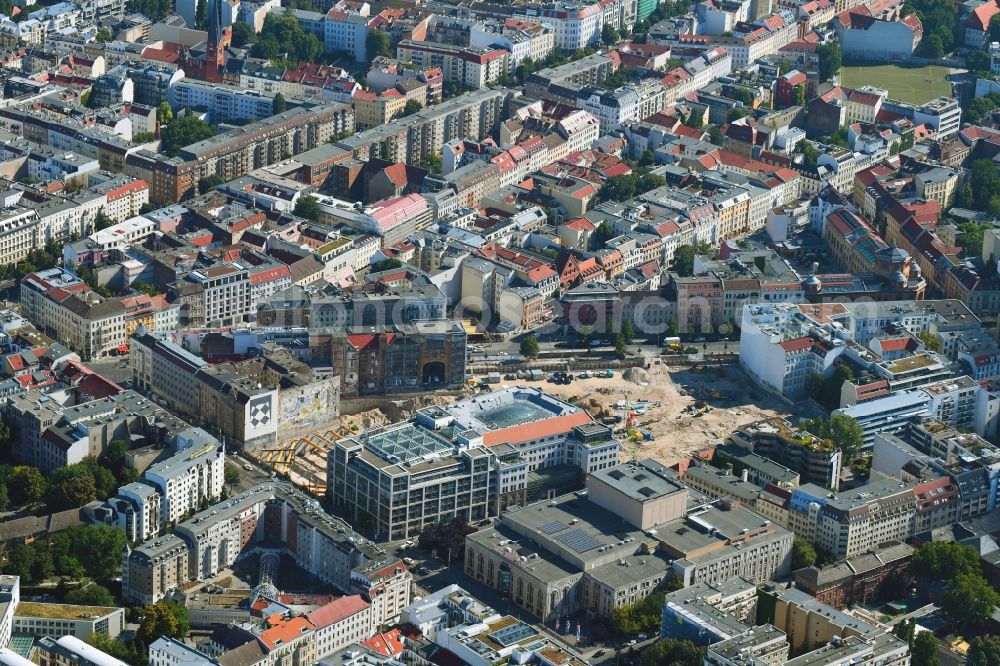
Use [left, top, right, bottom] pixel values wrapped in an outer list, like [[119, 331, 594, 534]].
[[839, 64, 953, 105]]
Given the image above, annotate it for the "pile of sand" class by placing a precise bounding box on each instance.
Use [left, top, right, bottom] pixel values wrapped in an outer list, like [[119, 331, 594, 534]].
[[623, 367, 650, 384], [353, 408, 392, 430]]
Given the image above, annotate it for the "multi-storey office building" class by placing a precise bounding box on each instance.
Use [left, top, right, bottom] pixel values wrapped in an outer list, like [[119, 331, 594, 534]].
[[465, 460, 792, 621], [329, 388, 619, 541]]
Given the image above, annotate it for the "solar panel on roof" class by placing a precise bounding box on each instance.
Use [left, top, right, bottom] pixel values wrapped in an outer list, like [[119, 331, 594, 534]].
[[539, 520, 568, 534], [557, 527, 602, 553]]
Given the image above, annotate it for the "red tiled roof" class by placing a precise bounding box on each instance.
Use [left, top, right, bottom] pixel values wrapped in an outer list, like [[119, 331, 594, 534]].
[[877, 337, 917, 353], [249, 266, 291, 286], [564, 218, 595, 232], [259, 617, 314, 650], [777, 336, 815, 352], [382, 162, 408, 188], [306, 595, 370, 628], [362, 629, 404, 657], [970, 2, 997, 31]]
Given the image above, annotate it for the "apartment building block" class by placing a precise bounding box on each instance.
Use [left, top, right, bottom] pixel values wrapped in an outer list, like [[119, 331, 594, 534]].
[[123, 481, 411, 630], [396, 41, 509, 89], [125, 104, 354, 204]]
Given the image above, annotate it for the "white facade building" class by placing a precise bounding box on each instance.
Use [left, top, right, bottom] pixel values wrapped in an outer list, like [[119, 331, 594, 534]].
[[143, 428, 225, 527]]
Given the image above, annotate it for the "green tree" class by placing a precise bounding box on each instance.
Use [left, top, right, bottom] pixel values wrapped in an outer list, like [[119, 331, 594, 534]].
[[894, 618, 916, 647], [0, 418, 11, 458], [195, 0, 207, 29], [967, 160, 1000, 215], [917, 331, 941, 352], [251, 14, 322, 66], [799, 141, 820, 169], [156, 101, 173, 125], [46, 465, 97, 510], [416, 519, 474, 562], [50, 525, 126, 583], [198, 174, 225, 194], [65, 583, 116, 607], [591, 220, 615, 248], [793, 83, 806, 107], [272, 92, 286, 115], [29, 543, 52, 581], [599, 175, 637, 202], [791, 536, 817, 570], [816, 42, 841, 82], [90, 633, 140, 665], [827, 412, 863, 462], [637, 172, 666, 192], [5, 543, 33, 580], [622, 319, 635, 343], [799, 413, 863, 464], [231, 20, 256, 47], [93, 208, 114, 232], [941, 572, 1000, 627], [909, 0, 956, 56], [673, 245, 696, 277], [685, 111, 704, 128], [727, 107, 750, 122], [515, 56, 537, 82], [912, 541, 982, 580], [293, 195, 321, 221], [420, 153, 442, 173], [808, 363, 853, 410], [10, 466, 46, 505], [601, 23, 618, 45], [614, 334, 628, 358], [126, 0, 171, 21], [398, 98, 422, 117], [958, 221, 991, 256], [967, 635, 1000, 666], [923, 33, 945, 58], [611, 589, 667, 635], [137, 601, 189, 647], [371, 258, 403, 272], [967, 48, 992, 74], [94, 27, 113, 43], [666, 318, 679, 337], [519, 335, 540, 359], [639, 638, 704, 666], [224, 462, 241, 487], [81, 457, 117, 499], [100, 439, 129, 476], [160, 114, 215, 157], [366, 30, 392, 60], [911, 630, 939, 666]]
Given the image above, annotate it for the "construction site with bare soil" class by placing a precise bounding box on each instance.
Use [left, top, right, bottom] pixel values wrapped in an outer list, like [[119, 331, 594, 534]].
[[530, 361, 792, 465], [250, 361, 791, 497]]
